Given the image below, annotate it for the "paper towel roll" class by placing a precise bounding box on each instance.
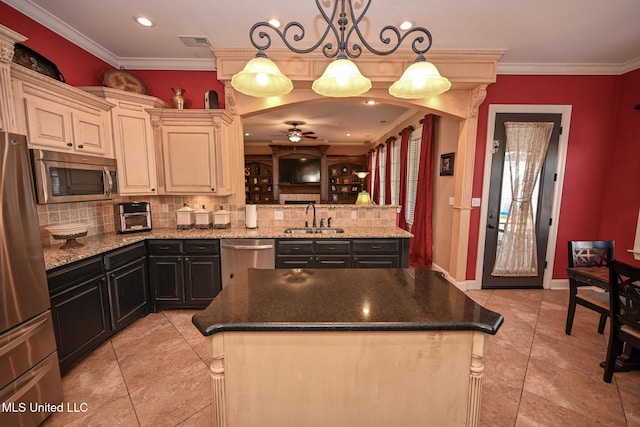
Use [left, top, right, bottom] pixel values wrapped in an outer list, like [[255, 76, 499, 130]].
[[245, 204, 257, 229]]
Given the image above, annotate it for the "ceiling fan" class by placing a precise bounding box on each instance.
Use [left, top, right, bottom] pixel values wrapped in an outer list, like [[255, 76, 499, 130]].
[[283, 121, 317, 143]]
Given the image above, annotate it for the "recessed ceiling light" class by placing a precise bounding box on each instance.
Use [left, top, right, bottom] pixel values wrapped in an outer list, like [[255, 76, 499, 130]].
[[399, 21, 413, 30], [269, 19, 281, 28], [364, 100, 377, 105], [346, 133, 352, 137], [134, 16, 154, 27], [245, 132, 250, 136]]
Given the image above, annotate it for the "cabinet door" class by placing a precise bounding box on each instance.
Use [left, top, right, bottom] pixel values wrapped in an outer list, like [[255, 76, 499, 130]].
[[148, 256, 184, 310], [352, 255, 400, 268], [113, 111, 157, 194], [24, 96, 74, 151], [315, 255, 352, 268], [184, 256, 221, 307], [107, 257, 149, 331], [161, 126, 218, 193], [50, 276, 111, 375], [71, 109, 109, 156], [276, 255, 315, 269]]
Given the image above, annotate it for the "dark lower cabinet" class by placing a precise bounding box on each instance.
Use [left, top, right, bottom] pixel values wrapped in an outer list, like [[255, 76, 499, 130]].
[[149, 255, 184, 309], [107, 257, 149, 331], [276, 238, 409, 269], [47, 242, 150, 375], [148, 240, 221, 310], [185, 256, 221, 304], [48, 257, 111, 375]]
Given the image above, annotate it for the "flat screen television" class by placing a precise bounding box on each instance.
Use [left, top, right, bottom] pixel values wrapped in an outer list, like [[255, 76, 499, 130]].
[[279, 158, 321, 184]]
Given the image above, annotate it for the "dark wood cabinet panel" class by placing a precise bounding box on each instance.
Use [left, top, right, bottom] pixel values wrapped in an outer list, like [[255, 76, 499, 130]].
[[276, 255, 315, 269], [185, 256, 221, 306], [276, 238, 407, 269], [147, 239, 222, 310], [49, 268, 110, 375], [149, 256, 184, 310], [352, 255, 400, 269], [107, 257, 149, 331], [315, 255, 352, 268]]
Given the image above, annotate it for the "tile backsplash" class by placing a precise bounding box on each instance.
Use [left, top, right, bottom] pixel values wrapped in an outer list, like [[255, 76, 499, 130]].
[[38, 194, 400, 246]]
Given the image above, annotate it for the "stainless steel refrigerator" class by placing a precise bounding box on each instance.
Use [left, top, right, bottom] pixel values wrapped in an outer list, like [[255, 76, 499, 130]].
[[0, 132, 63, 426]]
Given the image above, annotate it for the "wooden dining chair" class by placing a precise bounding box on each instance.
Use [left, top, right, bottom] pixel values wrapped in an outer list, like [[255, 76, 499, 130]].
[[603, 259, 640, 383], [565, 240, 615, 335]]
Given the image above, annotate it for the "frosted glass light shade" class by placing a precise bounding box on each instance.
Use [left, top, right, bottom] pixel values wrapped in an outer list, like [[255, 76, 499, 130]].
[[355, 191, 373, 206], [312, 59, 372, 97], [388, 60, 451, 99], [231, 57, 293, 97], [354, 171, 369, 179], [288, 133, 302, 143]]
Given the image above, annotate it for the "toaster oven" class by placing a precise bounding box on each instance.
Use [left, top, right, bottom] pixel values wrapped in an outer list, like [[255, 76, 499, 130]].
[[114, 202, 151, 233]]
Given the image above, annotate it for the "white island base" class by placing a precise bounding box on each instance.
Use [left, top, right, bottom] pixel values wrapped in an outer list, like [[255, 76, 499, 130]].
[[206, 330, 488, 427]]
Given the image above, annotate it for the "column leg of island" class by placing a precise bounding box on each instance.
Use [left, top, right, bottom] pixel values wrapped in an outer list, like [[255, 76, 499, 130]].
[[467, 331, 488, 427], [210, 334, 226, 427]]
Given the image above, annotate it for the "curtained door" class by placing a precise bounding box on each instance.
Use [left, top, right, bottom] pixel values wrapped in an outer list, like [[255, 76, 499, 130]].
[[481, 113, 562, 289]]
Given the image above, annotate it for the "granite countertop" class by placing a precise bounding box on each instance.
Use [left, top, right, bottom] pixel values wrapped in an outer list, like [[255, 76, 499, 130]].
[[192, 268, 504, 336], [43, 226, 413, 270]]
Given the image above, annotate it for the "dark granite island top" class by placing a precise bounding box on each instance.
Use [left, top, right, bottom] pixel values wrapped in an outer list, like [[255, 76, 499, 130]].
[[193, 268, 503, 335], [194, 268, 503, 427]]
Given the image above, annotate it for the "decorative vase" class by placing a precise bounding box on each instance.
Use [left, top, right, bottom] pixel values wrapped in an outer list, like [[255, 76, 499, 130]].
[[171, 87, 186, 109]]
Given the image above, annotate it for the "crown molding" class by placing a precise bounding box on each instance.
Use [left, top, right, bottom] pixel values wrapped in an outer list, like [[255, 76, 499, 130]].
[[5, 0, 639, 74], [497, 58, 640, 75]]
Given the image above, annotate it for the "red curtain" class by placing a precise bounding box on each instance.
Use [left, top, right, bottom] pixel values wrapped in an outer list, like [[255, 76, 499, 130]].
[[410, 115, 435, 268], [367, 149, 373, 193], [397, 127, 410, 229], [373, 144, 382, 204], [384, 137, 393, 205]]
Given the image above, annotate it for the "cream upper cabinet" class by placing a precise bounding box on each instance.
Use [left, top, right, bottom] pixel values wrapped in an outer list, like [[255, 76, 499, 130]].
[[81, 87, 168, 195], [11, 65, 114, 157], [149, 109, 241, 196]]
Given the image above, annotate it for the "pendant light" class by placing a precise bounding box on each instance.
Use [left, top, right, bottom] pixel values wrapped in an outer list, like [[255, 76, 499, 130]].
[[232, 1, 450, 100], [388, 54, 451, 99], [230, 52, 293, 97], [312, 58, 372, 97]]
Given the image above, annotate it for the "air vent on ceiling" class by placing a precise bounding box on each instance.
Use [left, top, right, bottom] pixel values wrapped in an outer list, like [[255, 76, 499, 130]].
[[178, 36, 212, 47]]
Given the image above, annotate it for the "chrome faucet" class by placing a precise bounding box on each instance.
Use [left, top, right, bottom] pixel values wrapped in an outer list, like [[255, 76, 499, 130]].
[[305, 203, 316, 228]]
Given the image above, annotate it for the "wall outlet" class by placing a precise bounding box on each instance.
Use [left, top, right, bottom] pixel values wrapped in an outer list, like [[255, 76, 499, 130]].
[[448, 197, 455, 206], [351, 210, 358, 219], [274, 211, 284, 220], [471, 197, 481, 207]]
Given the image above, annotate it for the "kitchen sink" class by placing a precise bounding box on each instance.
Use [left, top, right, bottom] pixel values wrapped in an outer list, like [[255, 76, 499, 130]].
[[283, 227, 344, 234]]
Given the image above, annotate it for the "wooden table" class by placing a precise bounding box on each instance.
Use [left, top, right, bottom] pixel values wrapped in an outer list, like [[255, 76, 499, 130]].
[[567, 265, 640, 372], [566, 266, 610, 291]]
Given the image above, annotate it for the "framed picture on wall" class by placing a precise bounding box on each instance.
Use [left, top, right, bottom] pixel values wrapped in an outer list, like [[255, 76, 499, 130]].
[[440, 153, 455, 176]]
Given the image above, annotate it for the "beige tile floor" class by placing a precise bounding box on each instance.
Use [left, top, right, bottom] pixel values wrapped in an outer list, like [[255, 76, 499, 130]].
[[42, 289, 640, 427]]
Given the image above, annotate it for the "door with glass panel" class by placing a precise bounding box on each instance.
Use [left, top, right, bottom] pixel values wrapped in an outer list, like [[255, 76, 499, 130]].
[[482, 113, 561, 288]]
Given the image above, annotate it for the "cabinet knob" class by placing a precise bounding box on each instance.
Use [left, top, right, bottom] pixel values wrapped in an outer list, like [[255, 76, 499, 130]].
[[151, 188, 156, 192], [211, 188, 215, 192], [67, 143, 73, 147], [78, 144, 84, 149]]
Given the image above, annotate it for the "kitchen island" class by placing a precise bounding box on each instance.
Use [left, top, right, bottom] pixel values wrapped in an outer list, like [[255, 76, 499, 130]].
[[193, 268, 503, 427]]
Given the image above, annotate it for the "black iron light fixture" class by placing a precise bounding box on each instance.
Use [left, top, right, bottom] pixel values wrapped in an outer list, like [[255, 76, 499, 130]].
[[231, 0, 451, 99]]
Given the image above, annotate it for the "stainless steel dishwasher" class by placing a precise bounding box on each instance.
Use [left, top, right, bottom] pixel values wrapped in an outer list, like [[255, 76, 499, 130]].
[[220, 239, 275, 288]]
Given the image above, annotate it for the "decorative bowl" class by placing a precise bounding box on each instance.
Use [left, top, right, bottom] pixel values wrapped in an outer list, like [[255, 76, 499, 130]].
[[45, 223, 89, 249]]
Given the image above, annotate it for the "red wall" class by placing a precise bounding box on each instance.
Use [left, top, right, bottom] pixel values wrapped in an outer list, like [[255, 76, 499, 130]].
[[598, 69, 640, 264], [0, 3, 225, 108], [468, 73, 640, 280], [0, 3, 109, 86]]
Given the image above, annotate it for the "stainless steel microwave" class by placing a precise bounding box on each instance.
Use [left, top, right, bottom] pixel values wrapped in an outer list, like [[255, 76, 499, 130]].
[[30, 149, 118, 204]]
